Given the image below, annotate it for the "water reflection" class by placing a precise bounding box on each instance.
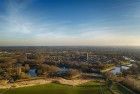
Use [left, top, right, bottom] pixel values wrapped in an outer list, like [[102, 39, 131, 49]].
[[28, 69, 37, 77], [111, 65, 131, 75]]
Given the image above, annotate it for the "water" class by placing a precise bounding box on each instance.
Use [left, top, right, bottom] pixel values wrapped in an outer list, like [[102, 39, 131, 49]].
[[111, 66, 130, 75], [28, 69, 37, 77]]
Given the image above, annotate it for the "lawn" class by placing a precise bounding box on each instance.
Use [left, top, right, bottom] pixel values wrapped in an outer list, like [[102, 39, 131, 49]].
[[111, 83, 136, 94], [0, 81, 112, 94]]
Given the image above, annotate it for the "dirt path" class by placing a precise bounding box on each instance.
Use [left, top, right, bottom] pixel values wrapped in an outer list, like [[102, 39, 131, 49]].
[[0, 78, 92, 89]]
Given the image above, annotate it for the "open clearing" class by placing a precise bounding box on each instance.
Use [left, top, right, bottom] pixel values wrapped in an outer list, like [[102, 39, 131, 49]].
[[0, 81, 112, 94]]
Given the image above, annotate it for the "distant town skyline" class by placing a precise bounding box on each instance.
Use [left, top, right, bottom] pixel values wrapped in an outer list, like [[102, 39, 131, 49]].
[[0, 0, 140, 46]]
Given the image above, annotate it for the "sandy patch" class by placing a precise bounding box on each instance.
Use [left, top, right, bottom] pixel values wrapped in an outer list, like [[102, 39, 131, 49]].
[[0, 78, 92, 89]]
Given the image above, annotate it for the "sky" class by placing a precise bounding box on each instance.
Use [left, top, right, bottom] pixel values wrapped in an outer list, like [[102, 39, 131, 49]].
[[0, 0, 140, 46]]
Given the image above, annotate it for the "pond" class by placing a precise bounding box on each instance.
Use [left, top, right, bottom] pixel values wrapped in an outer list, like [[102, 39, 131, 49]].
[[111, 65, 131, 75], [28, 69, 37, 77]]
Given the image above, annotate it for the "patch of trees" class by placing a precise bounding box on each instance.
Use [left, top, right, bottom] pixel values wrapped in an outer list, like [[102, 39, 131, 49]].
[[37, 64, 60, 77]]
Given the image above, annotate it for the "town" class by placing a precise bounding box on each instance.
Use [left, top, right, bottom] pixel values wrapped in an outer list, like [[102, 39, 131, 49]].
[[0, 46, 140, 94]]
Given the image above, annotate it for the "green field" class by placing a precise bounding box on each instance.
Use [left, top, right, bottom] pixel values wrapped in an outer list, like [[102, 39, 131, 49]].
[[0, 81, 112, 94], [112, 83, 136, 94], [0, 81, 134, 94]]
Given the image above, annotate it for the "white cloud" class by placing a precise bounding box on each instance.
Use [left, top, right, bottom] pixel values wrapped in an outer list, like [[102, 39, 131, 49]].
[[0, 0, 140, 46]]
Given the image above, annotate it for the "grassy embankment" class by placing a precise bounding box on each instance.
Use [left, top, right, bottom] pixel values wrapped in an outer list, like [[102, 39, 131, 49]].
[[0, 80, 136, 94], [0, 81, 112, 94]]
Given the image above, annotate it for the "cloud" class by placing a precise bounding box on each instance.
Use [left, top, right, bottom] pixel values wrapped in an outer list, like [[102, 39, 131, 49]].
[[28, 24, 140, 46], [0, 0, 140, 46]]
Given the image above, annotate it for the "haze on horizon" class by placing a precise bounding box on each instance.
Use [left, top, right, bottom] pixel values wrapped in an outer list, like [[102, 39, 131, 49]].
[[0, 0, 140, 46]]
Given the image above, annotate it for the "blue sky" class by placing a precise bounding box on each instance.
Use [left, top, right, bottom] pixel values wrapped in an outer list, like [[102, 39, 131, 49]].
[[0, 0, 140, 46]]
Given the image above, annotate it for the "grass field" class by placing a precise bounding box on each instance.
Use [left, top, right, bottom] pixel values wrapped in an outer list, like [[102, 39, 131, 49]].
[[0, 81, 112, 94], [112, 83, 136, 94], [0, 81, 134, 94]]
